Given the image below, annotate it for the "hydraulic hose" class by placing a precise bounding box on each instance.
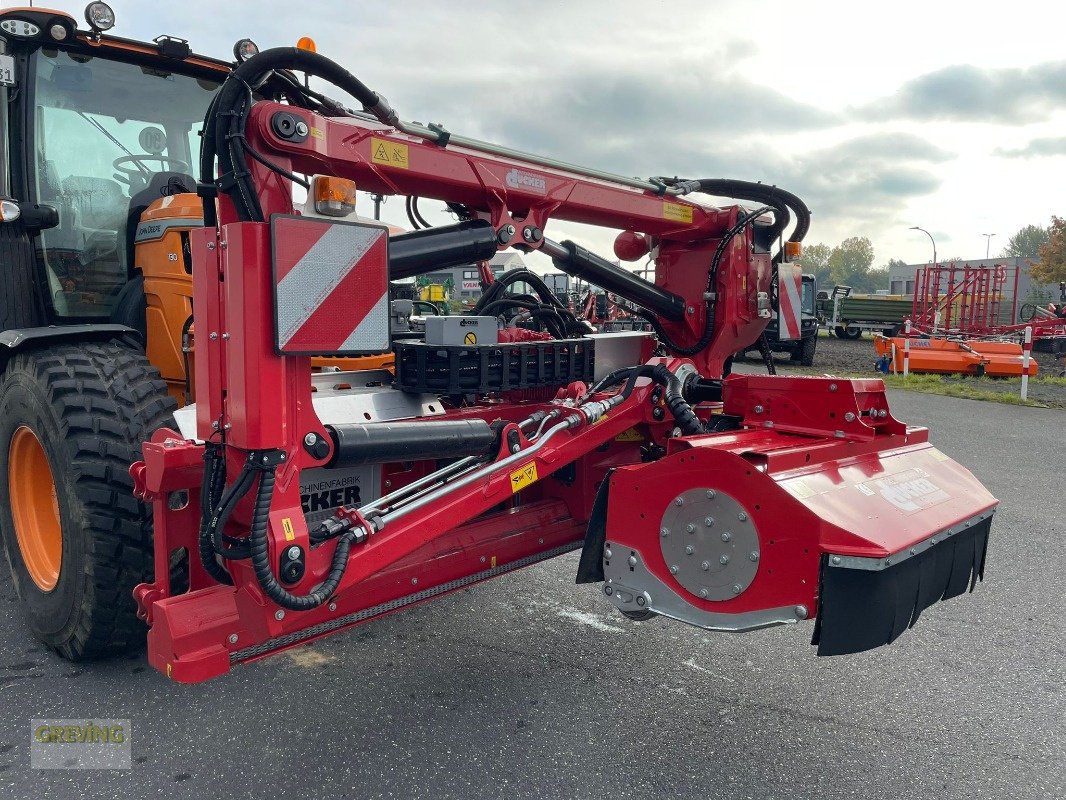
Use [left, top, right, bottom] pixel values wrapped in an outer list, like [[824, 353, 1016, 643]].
[[248, 465, 359, 611], [672, 178, 811, 250], [197, 445, 234, 586], [204, 47, 398, 222], [649, 364, 704, 436]]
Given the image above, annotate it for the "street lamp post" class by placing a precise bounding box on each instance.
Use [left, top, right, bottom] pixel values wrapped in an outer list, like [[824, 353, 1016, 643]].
[[982, 233, 995, 260], [909, 226, 936, 267]]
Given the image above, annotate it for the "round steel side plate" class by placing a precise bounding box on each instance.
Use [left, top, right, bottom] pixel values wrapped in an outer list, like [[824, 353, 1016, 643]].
[[659, 488, 759, 600]]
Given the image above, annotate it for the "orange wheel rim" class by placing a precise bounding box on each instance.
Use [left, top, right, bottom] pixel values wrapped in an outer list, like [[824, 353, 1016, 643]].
[[8, 426, 62, 591]]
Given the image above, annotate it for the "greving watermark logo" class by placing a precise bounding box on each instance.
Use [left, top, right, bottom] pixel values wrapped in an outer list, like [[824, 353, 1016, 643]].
[[30, 719, 132, 769]]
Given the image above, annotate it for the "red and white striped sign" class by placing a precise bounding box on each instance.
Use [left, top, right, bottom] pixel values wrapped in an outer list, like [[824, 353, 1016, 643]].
[[777, 263, 802, 340], [272, 215, 389, 355]]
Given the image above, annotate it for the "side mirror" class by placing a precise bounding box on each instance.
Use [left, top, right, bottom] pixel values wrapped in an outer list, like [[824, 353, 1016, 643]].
[[0, 199, 59, 231]]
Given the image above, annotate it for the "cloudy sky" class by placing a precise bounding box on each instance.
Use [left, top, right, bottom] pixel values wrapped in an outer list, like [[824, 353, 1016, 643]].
[[104, 0, 1065, 269]]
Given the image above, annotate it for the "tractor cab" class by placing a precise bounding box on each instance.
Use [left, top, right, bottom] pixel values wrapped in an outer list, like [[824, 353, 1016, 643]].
[[0, 6, 226, 329]]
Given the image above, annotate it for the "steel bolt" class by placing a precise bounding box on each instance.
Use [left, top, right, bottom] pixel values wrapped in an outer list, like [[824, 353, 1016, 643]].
[[209, 331, 218, 341], [909, 547, 917, 555], [604, 585, 613, 596], [328, 602, 337, 612], [829, 383, 838, 392], [295, 120, 309, 136], [636, 595, 646, 606], [304, 432, 317, 446], [287, 545, 301, 560], [675, 497, 685, 507], [720, 554, 730, 565], [753, 404, 764, 414], [411, 577, 418, 585], [795, 605, 808, 619], [670, 565, 679, 574], [731, 584, 742, 595], [222, 332, 230, 340], [687, 306, 695, 314], [704, 516, 715, 527], [831, 555, 842, 565], [480, 556, 486, 563], [228, 633, 238, 644], [701, 560, 711, 571], [844, 412, 856, 422], [274, 610, 285, 621], [685, 545, 694, 555], [510, 443, 521, 453], [721, 531, 732, 542], [686, 523, 696, 533], [749, 551, 759, 562], [627, 555, 637, 567], [699, 588, 709, 598], [706, 489, 717, 500], [207, 241, 216, 250], [604, 548, 613, 560], [660, 528, 669, 537], [738, 511, 748, 522]]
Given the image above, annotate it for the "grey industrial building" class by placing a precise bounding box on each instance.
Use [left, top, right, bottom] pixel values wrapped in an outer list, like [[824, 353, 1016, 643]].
[[887, 257, 1057, 313]]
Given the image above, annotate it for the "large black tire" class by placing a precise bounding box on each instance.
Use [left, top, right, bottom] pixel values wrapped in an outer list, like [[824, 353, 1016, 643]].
[[834, 324, 862, 340], [0, 340, 176, 660], [798, 334, 817, 367]]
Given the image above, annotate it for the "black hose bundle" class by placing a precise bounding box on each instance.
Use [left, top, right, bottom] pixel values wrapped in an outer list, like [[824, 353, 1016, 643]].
[[474, 268, 588, 338], [585, 364, 703, 436], [247, 464, 362, 611], [201, 47, 398, 223], [197, 444, 233, 586]]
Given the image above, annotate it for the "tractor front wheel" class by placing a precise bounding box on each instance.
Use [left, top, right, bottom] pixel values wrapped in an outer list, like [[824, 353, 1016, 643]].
[[0, 340, 175, 660]]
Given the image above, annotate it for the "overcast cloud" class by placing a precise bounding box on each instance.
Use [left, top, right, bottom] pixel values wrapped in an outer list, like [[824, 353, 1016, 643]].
[[103, 0, 1066, 267]]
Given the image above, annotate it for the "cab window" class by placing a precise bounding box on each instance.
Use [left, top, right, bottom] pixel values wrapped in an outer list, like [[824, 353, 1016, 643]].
[[32, 48, 218, 318]]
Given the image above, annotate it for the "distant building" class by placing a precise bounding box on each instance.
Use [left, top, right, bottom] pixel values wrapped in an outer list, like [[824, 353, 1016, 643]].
[[888, 257, 1056, 312]]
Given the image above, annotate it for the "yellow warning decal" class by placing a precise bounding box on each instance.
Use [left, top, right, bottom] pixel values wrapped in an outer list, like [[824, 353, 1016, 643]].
[[371, 137, 409, 169], [663, 202, 693, 224], [309, 127, 325, 140], [615, 427, 644, 442], [464, 331, 478, 345], [510, 462, 538, 493], [929, 447, 949, 462], [166, 663, 173, 679], [490, 555, 497, 568], [282, 517, 296, 541]]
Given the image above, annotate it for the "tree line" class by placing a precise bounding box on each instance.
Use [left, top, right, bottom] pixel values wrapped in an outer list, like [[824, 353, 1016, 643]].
[[792, 220, 1065, 295]]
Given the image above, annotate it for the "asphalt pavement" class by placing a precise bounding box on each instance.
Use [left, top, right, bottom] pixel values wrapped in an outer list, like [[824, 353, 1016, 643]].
[[0, 390, 1063, 799]]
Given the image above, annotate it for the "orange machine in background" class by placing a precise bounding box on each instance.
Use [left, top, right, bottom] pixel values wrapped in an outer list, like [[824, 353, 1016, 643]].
[[875, 334, 1038, 378]]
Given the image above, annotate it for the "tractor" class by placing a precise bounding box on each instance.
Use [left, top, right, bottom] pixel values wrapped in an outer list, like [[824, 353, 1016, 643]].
[[0, 4, 396, 659]]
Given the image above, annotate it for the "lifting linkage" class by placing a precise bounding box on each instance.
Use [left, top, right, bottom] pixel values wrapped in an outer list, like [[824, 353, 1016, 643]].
[[130, 46, 997, 682]]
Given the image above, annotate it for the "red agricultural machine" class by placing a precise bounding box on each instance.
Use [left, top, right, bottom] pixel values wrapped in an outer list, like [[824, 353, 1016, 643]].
[[125, 48, 997, 683]]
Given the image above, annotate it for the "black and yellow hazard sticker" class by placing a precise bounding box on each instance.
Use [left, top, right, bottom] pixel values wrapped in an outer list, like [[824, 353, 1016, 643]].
[[370, 137, 409, 169], [510, 462, 538, 493], [464, 331, 478, 345]]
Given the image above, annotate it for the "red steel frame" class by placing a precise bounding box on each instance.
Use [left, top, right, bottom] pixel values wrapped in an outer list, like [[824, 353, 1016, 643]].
[[132, 100, 997, 682]]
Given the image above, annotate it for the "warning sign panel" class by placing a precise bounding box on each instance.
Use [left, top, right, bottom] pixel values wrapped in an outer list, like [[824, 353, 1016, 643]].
[[510, 462, 538, 493], [662, 202, 693, 224], [370, 137, 409, 169]]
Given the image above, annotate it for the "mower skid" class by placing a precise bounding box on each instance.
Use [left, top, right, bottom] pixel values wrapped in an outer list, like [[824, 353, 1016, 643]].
[[597, 427, 997, 655]]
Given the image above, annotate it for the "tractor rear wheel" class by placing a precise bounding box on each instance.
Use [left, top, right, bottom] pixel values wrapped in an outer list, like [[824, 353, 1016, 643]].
[[0, 340, 175, 660]]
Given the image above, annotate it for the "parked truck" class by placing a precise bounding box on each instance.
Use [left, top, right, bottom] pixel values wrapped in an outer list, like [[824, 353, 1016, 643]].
[[817, 285, 911, 339], [740, 273, 818, 366]]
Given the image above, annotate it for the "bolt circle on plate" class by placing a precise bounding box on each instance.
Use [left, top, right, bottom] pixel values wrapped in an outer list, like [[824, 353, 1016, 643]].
[[659, 488, 759, 601]]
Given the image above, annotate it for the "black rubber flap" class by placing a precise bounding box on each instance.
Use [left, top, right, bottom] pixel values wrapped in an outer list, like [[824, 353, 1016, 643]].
[[575, 469, 614, 584], [812, 516, 992, 656]]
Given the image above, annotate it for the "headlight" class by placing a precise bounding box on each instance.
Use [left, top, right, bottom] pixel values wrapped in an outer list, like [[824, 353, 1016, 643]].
[[233, 38, 259, 63], [84, 2, 116, 32]]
